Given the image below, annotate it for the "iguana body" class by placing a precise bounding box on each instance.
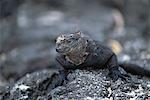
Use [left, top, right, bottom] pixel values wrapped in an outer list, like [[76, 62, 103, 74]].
[[55, 32, 150, 80]]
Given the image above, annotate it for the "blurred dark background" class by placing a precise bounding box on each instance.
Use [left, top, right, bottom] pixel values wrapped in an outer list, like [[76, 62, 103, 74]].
[[0, 0, 150, 85]]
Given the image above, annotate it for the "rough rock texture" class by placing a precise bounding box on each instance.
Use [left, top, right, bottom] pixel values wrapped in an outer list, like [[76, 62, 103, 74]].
[[1, 69, 64, 100], [51, 69, 150, 100], [1, 68, 150, 100]]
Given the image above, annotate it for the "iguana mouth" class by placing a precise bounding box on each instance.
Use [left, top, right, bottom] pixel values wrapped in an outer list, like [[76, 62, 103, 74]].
[[56, 47, 70, 54]]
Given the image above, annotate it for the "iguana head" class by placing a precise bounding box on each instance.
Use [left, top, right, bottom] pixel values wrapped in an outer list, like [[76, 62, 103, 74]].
[[55, 31, 81, 55]]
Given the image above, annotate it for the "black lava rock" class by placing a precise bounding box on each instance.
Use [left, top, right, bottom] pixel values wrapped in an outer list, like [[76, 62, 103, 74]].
[[2, 69, 64, 100]]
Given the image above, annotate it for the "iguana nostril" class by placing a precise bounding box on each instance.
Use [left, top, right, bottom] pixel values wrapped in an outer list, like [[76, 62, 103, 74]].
[[56, 48, 60, 52]]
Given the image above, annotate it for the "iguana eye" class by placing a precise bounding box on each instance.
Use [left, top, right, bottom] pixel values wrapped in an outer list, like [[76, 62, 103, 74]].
[[60, 39, 65, 43]]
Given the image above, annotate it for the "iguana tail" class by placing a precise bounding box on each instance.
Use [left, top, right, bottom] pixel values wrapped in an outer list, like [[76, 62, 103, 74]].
[[119, 63, 150, 77]]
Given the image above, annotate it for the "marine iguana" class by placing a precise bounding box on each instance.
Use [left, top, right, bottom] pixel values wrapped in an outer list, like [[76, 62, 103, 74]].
[[55, 31, 150, 80]]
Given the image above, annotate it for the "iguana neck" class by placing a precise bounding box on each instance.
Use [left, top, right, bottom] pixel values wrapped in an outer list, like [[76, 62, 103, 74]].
[[65, 37, 89, 65]]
